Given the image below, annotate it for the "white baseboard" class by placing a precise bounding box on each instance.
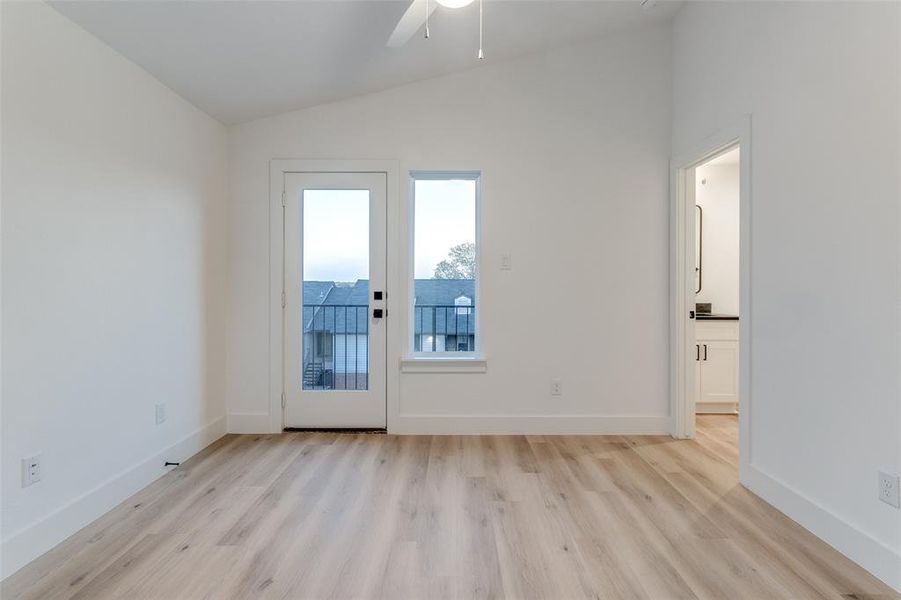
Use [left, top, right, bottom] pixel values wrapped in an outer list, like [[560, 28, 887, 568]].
[[0, 416, 227, 581], [227, 412, 272, 433], [744, 464, 901, 592], [225, 412, 670, 435], [390, 414, 670, 435]]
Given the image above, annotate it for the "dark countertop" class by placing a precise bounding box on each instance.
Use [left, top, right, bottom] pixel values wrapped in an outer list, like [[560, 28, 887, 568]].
[[696, 314, 739, 321]]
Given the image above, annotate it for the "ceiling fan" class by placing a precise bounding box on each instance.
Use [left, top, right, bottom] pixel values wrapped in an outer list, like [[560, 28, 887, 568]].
[[387, 0, 663, 54], [386, 0, 483, 58]]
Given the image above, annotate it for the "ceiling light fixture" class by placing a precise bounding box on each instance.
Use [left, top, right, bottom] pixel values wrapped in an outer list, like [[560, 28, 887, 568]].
[[435, 0, 474, 8]]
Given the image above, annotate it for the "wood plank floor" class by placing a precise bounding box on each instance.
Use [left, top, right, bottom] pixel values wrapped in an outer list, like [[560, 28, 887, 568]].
[[4, 415, 897, 599]]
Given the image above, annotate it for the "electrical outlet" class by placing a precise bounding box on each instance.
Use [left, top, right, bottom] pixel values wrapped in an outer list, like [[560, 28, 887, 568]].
[[501, 253, 513, 271], [22, 455, 41, 487], [878, 471, 900, 508], [551, 378, 563, 396], [155, 403, 167, 425]]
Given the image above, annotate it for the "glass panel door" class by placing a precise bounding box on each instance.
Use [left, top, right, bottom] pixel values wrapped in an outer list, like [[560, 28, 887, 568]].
[[284, 172, 386, 428], [302, 190, 370, 391]]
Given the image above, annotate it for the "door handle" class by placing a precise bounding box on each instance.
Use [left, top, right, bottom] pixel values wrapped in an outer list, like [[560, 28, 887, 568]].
[[696, 344, 700, 361], [372, 308, 384, 319], [689, 310, 696, 320], [703, 344, 708, 361]]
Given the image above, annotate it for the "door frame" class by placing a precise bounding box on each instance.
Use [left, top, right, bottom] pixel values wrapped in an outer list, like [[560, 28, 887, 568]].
[[669, 116, 751, 480], [269, 160, 399, 433]]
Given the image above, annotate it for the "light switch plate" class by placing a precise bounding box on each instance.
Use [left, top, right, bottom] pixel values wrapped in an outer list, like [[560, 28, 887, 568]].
[[501, 254, 513, 271], [155, 403, 167, 425], [22, 455, 41, 487]]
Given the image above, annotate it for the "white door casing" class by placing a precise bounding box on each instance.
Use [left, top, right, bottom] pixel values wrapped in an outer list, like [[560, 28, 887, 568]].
[[669, 115, 751, 483], [283, 171, 387, 428]]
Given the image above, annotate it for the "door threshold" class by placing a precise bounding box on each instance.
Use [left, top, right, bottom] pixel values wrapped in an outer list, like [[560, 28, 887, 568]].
[[283, 428, 387, 434]]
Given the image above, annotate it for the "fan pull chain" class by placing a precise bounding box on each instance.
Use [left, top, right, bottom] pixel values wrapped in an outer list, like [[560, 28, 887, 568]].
[[425, 0, 430, 39], [478, 0, 484, 59]]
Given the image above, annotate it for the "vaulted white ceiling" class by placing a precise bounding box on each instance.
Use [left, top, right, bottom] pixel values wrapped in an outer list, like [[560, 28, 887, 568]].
[[50, 0, 681, 124]]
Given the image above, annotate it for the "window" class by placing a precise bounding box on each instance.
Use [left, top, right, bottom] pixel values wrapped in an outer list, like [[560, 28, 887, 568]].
[[411, 172, 480, 356]]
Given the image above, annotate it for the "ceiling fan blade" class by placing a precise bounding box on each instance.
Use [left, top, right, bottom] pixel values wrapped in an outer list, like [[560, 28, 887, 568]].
[[386, 0, 437, 48]]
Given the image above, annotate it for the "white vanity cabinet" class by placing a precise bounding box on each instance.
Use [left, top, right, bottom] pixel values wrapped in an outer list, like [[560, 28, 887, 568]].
[[695, 320, 739, 414]]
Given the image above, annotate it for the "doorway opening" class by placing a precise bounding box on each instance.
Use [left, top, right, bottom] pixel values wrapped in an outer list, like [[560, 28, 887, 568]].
[[693, 146, 740, 462], [670, 119, 750, 482]]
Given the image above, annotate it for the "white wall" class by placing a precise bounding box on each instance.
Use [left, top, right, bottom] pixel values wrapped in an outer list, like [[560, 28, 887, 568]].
[[1, 1, 228, 578], [227, 24, 673, 434], [695, 160, 739, 314], [673, 1, 900, 589]]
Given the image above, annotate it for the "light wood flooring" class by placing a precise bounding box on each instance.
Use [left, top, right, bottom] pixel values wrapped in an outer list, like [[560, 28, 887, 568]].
[[3, 415, 897, 599]]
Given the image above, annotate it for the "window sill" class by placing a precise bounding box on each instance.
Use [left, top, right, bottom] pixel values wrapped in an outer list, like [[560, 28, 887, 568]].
[[400, 356, 488, 374]]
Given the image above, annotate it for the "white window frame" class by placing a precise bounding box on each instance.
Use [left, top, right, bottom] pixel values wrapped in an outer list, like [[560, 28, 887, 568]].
[[406, 171, 483, 365]]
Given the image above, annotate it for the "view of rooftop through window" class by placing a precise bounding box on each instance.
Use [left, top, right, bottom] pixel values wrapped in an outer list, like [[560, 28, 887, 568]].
[[300, 177, 477, 390], [302, 189, 371, 391], [413, 177, 477, 354]]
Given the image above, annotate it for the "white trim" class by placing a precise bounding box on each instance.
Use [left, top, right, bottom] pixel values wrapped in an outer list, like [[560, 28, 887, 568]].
[[409, 170, 481, 181], [668, 162, 694, 439], [269, 159, 399, 434], [400, 356, 487, 373], [385, 165, 402, 433], [669, 115, 752, 482], [0, 416, 226, 581], [227, 412, 272, 433], [391, 414, 670, 435], [269, 161, 285, 434], [408, 170, 482, 359], [745, 464, 901, 592]]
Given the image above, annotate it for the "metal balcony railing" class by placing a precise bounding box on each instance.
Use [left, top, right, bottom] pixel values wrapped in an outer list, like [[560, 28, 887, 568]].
[[303, 304, 368, 391], [413, 304, 476, 353], [301, 302, 477, 390]]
